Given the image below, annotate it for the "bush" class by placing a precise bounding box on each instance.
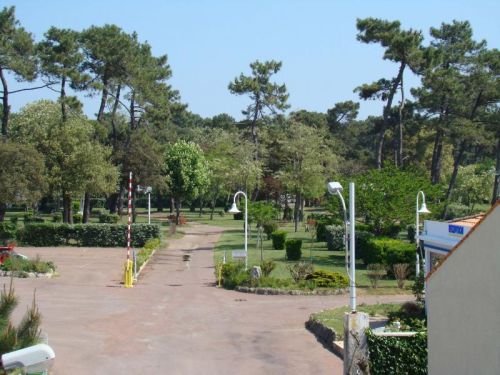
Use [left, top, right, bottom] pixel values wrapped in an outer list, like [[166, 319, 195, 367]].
[[356, 230, 374, 261], [393, 263, 410, 289], [363, 238, 415, 274], [260, 260, 276, 277], [23, 214, 45, 223], [366, 263, 386, 288], [9, 217, 18, 225], [218, 210, 225, 217], [135, 238, 161, 270], [366, 329, 427, 375], [325, 225, 344, 251], [0, 222, 17, 241], [285, 239, 302, 260], [233, 212, 243, 220], [444, 203, 469, 220], [263, 222, 278, 240], [91, 208, 105, 217], [73, 213, 83, 224], [220, 262, 248, 289], [372, 222, 401, 238], [287, 262, 313, 282], [99, 212, 120, 224], [406, 224, 416, 243], [0, 255, 56, 274], [271, 230, 287, 250], [307, 270, 349, 289], [51, 213, 62, 222], [19, 223, 160, 247]]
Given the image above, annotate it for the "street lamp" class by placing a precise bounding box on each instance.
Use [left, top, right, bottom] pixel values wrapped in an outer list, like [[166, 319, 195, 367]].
[[328, 181, 356, 312], [228, 191, 248, 270], [137, 185, 153, 224], [415, 191, 431, 276]]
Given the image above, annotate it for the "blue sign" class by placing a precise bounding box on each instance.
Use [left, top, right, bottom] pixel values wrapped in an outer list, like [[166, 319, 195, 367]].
[[448, 224, 464, 236]]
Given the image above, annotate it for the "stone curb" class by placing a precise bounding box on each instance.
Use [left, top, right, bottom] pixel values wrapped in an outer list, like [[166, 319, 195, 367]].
[[305, 316, 344, 359], [135, 247, 159, 280], [235, 286, 347, 296], [0, 270, 55, 279]]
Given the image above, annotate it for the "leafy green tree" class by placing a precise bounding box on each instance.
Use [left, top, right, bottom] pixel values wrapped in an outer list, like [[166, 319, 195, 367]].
[[354, 167, 443, 234], [450, 164, 494, 212], [164, 141, 209, 224], [11, 101, 118, 223], [228, 60, 289, 158], [0, 142, 46, 221], [356, 18, 423, 169], [248, 202, 278, 261], [38, 27, 87, 122], [326, 100, 360, 132], [0, 6, 37, 137]]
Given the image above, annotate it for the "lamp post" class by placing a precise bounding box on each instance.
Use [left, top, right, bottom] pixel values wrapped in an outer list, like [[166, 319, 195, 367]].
[[415, 191, 431, 276], [228, 191, 248, 270], [328, 181, 356, 312], [137, 186, 153, 224]]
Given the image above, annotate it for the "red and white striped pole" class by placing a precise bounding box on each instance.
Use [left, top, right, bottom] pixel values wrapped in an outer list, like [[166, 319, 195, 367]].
[[124, 171, 134, 287]]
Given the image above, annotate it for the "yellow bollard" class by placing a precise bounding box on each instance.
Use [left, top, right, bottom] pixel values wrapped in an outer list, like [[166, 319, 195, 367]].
[[124, 259, 134, 288]]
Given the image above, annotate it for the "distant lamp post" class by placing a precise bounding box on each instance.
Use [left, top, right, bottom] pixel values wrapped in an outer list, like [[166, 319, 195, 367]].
[[415, 191, 431, 275], [228, 191, 248, 270], [137, 185, 153, 224], [328, 181, 356, 312]]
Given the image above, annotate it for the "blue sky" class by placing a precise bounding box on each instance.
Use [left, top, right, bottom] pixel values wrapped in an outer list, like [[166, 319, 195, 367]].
[[8, 0, 500, 121]]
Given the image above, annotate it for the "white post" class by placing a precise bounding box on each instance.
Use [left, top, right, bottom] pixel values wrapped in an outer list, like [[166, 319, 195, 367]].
[[244, 192, 248, 271], [147, 192, 151, 225], [349, 182, 356, 312], [416, 192, 420, 276]]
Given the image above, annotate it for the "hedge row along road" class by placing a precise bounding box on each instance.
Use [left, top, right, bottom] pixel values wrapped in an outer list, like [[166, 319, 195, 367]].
[[5, 224, 408, 374]]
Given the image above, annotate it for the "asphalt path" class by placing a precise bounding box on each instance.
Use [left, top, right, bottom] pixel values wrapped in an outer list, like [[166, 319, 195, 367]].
[[4, 224, 408, 374]]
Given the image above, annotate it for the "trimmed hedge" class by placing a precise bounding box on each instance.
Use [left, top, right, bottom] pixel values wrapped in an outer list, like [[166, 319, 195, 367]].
[[325, 225, 344, 251], [263, 222, 278, 240], [0, 222, 17, 241], [366, 329, 427, 375], [271, 230, 287, 250], [285, 239, 302, 260], [307, 270, 349, 288], [363, 238, 415, 272], [19, 223, 160, 247], [99, 212, 120, 224]]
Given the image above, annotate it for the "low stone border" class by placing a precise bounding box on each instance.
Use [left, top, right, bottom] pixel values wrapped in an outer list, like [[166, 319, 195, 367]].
[[0, 270, 55, 279], [305, 316, 344, 358], [235, 286, 347, 296]]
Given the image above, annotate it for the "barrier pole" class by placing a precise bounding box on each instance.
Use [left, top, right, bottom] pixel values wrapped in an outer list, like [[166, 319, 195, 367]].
[[124, 171, 134, 288]]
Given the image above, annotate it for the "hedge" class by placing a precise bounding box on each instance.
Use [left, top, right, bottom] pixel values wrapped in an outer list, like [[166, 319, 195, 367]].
[[263, 222, 278, 240], [362, 237, 415, 270], [366, 329, 427, 375], [0, 222, 17, 241], [19, 223, 160, 247], [325, 225, 344, 251], [307, 270, 348, 288], [285, 239, 302, 260], [271, 230, 287, 250]]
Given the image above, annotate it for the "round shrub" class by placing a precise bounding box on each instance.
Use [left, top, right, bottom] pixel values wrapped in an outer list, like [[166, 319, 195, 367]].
[[99, 212, 120, 224], [363, 238, 415, 276], [271, 230, 287, 250], [307, 270, 349, 289], [73, 213, 83, 224], [325, 225, 345, 251], [0, 222, 17, 241], [9, 217, 18, 225], [285, 239, 302, 260], [52, 213, 63, 222], [356, 230, 375, 261]]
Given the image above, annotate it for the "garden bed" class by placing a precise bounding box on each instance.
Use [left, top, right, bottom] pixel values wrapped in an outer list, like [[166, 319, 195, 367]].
[[235, 285, 347, 295]]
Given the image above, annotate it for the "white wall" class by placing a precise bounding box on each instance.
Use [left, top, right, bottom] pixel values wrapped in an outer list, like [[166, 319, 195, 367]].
[[427, 206, 500, 375]]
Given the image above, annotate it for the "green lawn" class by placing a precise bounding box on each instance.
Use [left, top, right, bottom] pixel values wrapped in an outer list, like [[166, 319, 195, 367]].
[[311, 303, 402, 339], [181, 208, 413, 294]]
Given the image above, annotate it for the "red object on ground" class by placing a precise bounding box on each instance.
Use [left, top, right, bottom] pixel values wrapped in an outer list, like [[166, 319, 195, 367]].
[[0, 243, 15, 264]]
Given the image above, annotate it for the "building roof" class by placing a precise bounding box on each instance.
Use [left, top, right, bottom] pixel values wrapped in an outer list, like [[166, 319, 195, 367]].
[[448, 213, 485, 227], [426, 201, 499, 281]]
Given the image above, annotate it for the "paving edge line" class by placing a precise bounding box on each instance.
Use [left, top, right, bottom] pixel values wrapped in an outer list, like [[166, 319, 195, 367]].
[[235, 286, 348, 296], [134, 246, 159, 280], [305, 316, 344, 359]]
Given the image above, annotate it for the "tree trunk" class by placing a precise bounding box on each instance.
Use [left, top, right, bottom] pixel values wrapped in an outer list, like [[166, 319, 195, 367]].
[[492, 136, 500, 204], [0, 67, 10, 139], [170, 197, 174, 213], [175, 198, 181, 225], [97, 79, 108, 123], [108, 193, 118, 214], [0, 203, 6, 222], [83, 192, 91, 223], [130, 91, 136, 130], [293, 191, 301, 232], [60, 75, 67, 122], [443, 141, 467, 218], [210, 199, 216, 220], [397, 74, 405, 168], [117, 185, 125, 217], [62, 193, 73, 224], [111, 84, 121, 144], [199, 198, 203, 217], [431, 128, 444, 184], [156, 193, 163, 212]]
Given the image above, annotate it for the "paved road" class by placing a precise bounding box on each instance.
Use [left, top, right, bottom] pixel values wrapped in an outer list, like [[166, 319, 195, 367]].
[[4, 224, 408, 374]]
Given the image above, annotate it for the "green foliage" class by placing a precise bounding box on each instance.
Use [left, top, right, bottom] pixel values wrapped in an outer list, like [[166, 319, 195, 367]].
[[0, 222, 17, 241], [412, 270, 425, 302], [307, 270, 349, 289], [23, 214, 45, 223], [363, 238, 415, 274], [443, 203, 470, 220], [0, 255, 56, 274], [271, 230, 287, 250], [19, 223, 160, 247], [135, 238, 161, 270], [324, 225, 344, 251], [285, 239, 302, 260], [355, 230, 375, 261], [310, 215, 340, 242], [263, 222, 278, 240], [220, 262, 249, 289], [366, 329, 427, 375], [406, 224, 416, 243], [72, 213, 83, 224], [366, 264, 387, 288], [52, 213, 63, 222], [99, 212, 120, 223], [287, 262, 313, 282], [260, 260, 276, 277]]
